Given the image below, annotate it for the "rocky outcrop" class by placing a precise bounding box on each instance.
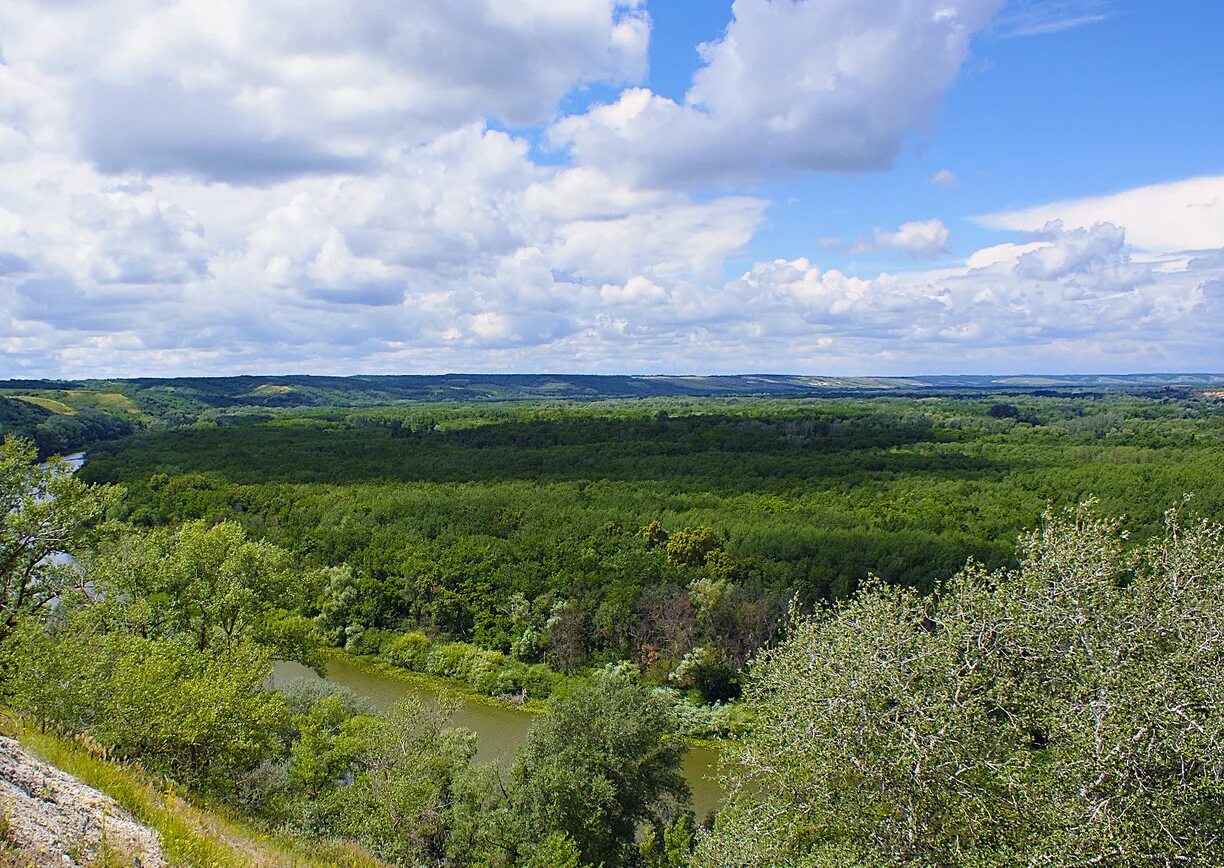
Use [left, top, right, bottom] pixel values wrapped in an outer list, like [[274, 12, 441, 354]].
[[0, 736, 165, 867]]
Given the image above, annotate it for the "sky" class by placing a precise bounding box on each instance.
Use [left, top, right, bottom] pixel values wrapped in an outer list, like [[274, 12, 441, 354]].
[[0, 0, 1221, 378]]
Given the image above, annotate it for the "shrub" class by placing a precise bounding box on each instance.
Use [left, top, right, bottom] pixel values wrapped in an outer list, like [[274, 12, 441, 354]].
[[382, 631, 430, 669]]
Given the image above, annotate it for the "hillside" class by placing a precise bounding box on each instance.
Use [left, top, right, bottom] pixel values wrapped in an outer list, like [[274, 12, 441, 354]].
[[0, 725, 380, 868], [0, 735, 165, 867]]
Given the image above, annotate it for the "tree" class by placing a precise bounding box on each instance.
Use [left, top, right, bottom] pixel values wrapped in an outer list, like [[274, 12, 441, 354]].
[[91, 519, 316, 658], [0, 436, 120, 638], [325, 697, 478, 865], [697, 502, 1224, 867], [665, 526, 722, 568], [484, 667, 691, 866], [3, 621, 288, 795]]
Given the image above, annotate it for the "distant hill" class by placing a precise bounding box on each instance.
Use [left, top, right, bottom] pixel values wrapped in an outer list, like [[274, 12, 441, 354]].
[[3, 372, 1221, 457], [3, 371, 1222, 413]]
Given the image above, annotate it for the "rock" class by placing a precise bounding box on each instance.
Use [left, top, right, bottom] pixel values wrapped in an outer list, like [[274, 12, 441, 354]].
[[0, 736, 166, 867]]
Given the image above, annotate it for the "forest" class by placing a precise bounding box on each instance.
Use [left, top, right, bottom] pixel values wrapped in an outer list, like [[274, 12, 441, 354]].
[[1, 385, 1221, 865]]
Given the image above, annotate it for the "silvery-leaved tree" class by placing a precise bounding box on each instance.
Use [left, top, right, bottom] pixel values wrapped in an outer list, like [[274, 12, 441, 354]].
[[0, 436, 120, 638], [697, 499, 1224, 867]]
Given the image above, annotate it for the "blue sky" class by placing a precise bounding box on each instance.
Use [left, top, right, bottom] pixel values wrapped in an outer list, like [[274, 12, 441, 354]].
[[0, 0, 1221, 377], [684, 1, 1224, 275]]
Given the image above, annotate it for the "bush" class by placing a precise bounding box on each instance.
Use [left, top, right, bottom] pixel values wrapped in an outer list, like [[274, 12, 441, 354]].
[[376, 634, 564, 700], [382, 631, 430, 668], [425, 642, 481, 681], [698, 503, 1224, 866], [345, 627, 391, 655]]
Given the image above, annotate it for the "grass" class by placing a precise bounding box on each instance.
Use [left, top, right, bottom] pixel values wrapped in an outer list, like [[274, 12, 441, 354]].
[[13, 395, 76, 415], [10, 390, 143, 416], [89, 392, 141, 414], [6, 719, 383, 868]]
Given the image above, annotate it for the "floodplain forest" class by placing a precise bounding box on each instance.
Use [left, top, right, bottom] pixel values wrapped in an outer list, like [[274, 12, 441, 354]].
[[1, 385, 1221, 866]]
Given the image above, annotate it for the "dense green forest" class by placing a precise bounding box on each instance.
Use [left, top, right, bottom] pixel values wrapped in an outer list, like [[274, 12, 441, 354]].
[[2, 385, 1222, 865], [76, 393, 1224, 704], [3, 371, 1221, 458]]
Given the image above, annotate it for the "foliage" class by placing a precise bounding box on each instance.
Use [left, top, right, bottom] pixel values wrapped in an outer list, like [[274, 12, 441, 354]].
[[469, 667, 691, 866], [4, 392, 1223, 865], [0, 436, 121, 638], [697, 502, 1224, 866], [318, 698, 479, 865], [4, 622, 287, 795], [77, 394, 1224, 700], [87, 519, 321, 659]]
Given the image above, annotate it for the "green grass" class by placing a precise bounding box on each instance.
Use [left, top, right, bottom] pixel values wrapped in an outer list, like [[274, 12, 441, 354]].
[[7, 719, 383, 867], [13, 395, 76, 414], [243, 384, 295, 397], [10, 390, 143, 417]]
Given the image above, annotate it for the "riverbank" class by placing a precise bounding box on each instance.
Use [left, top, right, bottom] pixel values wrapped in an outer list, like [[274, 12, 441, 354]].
[[325, 649, 732, 751], [275, 652, 731, 820], [325, 648, 551, 714], [331, 631, 747, 734]]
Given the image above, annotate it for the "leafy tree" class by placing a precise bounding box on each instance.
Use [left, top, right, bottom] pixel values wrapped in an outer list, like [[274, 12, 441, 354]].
[[520, 832, 581, 867], [324, 697, 479, 865], [697, 502, 1224, 866], [3, 621, 287, 795], [0, 436, 120, 637], [287, 693, 372, 797], [987, 401, 1020, 419], [665, 526, 722, 568], [91, 519, 317, 658], [639, 812, 697, 867], [483, 667, 691, 866]]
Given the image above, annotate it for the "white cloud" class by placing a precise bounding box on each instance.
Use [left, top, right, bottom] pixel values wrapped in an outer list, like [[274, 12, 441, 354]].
[[977, 176, 1224, 252], [551, 0, 1002, 187], [0, 122, 772, 374], [0, 0, 649, 182], [4, 149, 1219, 377], [988, 1, 1113, 38], [874, 219, 951, 257], [931, 169, 958, 188], [0, 2, 1217, 379]]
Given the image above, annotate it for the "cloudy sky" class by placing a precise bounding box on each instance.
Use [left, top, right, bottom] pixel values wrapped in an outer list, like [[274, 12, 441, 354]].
[[1, 0, 1221, 378]]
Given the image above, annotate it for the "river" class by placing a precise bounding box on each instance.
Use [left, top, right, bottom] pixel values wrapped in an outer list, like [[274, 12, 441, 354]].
[[271, 657, 727, 820], [43, 453, 86, 569], [57, 450, 727, 817]]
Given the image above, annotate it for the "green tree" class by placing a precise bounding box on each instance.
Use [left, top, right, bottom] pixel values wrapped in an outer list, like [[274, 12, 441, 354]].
[[4, 621, 287, 795], [325, 698, 478, 865], [697, 502, 1224, 866], [92, 519, 316, 657], [487, 667, 691, 866], [665, 526, 722, 568], [0, 436, 120, 637]]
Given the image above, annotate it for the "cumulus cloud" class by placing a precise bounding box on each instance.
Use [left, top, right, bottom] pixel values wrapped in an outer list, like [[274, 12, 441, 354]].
[[706, 230, 1219, 371], [4, 145, 1220, 377], [0, 0, 649, 182], [0, 121, 773, 375], [0, 0, 1217, 379], [551, 0, 1002, 187], [874, 219, 951, 258], [977, 176, 1224, 252]]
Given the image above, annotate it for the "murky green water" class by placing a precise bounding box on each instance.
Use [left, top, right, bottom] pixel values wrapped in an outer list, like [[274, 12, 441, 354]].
[[271, 657, 726, 820]]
